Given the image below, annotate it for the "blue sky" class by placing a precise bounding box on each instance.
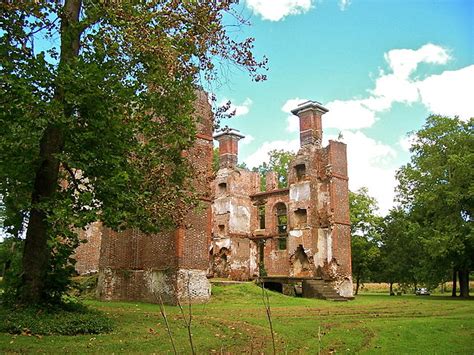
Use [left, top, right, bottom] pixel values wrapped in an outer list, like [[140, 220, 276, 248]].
[[212, 0, 474, 214]]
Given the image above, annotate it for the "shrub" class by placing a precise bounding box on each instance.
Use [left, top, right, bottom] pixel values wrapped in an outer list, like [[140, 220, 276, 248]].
[[0, 302, 113, 335]]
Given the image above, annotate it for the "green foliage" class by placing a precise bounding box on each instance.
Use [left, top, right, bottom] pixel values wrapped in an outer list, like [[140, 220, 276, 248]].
[[395, 115, 473, 293], [253, 149, 296, 190], [0, 237, 23, 300], [349, 188, 382, 292], [378, 209, 428, 289], [0, 303, 113, 335]]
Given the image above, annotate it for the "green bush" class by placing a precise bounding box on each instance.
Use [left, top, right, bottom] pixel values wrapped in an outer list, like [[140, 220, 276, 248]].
[[0, 302, 113, 335]]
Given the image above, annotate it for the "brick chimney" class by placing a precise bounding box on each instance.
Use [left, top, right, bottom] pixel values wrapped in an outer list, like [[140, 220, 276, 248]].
[[214, 127, 245, 169], [291, 100, 329, 147]]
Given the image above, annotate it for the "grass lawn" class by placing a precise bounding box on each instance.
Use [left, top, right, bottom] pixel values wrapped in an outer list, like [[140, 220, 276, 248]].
[[1, 283, 473, 354]]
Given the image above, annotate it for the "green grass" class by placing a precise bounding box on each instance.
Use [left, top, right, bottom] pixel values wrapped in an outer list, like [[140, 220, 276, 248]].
[[1, 283, 473, 353]]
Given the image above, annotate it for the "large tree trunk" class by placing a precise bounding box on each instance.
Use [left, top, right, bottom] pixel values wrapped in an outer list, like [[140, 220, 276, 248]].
[[451, 268, 457, 297], [20, 0, 82, 304], [389, 282, 394, 296], [458, 269, 470, 298]]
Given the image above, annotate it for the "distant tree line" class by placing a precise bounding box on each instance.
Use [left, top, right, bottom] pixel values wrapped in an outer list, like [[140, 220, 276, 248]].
[[350, 115, 473, 297]]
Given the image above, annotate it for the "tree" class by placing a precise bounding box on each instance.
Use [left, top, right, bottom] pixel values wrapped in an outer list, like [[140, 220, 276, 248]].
[[253, 149, 296, 189], [349, 188, 381, 295], [378, 208, 428, 294], [396, 115, 473, 297], [0, 1, 266, 304]]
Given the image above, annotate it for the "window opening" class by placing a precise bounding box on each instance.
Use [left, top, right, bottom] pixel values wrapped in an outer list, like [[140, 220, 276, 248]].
[[218, 225, 225, 235], [295, 164, 306, 181], [294, 208, 307, 226], [275, 203, 287, 250], [258, 206, 266, 229], [278, 237, 287, 250], [218, 182, 227, 193]]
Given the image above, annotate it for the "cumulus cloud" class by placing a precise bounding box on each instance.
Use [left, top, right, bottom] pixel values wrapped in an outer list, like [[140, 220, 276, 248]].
[[244, 139, 300, 168], [282, 98, 308, 132], [245, 0, 313, 21], [384, 43, 451, 79], [281, 98, 308, 113], [324, 99, 379, 130], [240, 134, 255, 145], [220, 97, 253, 117], [325, 131, 398, 215], [416, 65, 474, 120], [320, 44, 472, 130]]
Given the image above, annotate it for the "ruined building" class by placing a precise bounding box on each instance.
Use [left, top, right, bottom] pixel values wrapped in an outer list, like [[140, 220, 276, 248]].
[[74, 91, 213, 304], [210, 101, 353, 298], [75, 98, 353, 302]]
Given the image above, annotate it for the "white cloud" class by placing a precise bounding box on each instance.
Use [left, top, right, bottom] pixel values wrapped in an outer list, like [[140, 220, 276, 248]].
[[240, 134, 255, 145], [371, 73, 420, 104], [317, 44, 472, 131], [220, 97, 253, 117], [282, 98, 308, 113], [325, 131, 398, 215], [416, 65, 474, 120], [244, 139, 300, 168], [384, 43, 451, 79], [324, 99, 379, 130], [245, 0, 313, 21], [398, 133, 417, 152], [282, 98, 308, 132], [286, 115, 299, 132]]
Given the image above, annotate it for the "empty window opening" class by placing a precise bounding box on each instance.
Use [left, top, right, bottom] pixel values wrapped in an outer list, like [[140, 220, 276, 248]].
[[278, 237, 287, 250], [218, 224, 225, 235], [275, 203, 287, 250], [218, 182, 227, 193], [258, 206, 266, 229], [294, 208, 307, 226], [295, 164, 306, 181]]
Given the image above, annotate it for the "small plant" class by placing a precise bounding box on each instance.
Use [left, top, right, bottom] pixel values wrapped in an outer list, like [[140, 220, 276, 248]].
[[177, 272, 196, 355], [153, 291, 178, 355], [260, 281, 276, 355]]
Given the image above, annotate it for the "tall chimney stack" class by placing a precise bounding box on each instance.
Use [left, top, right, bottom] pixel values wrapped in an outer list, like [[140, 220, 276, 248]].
[[291, 100, 329, 147], [214, 127, 245, 169]]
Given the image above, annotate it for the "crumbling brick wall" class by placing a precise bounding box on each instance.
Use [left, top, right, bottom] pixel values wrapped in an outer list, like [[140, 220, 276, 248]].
[[74, 222, 102, 275], [210, 100, 353, 298], [77, 90, 213, 304]]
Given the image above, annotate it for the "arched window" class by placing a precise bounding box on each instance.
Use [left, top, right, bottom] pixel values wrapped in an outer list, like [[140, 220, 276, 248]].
[[275, 203, 287, 250]]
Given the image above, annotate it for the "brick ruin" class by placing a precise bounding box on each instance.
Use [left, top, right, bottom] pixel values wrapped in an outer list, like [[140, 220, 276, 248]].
[[74, 97, 353, 302], [74, 90, 213, 304], [211, 101, 353, 298]]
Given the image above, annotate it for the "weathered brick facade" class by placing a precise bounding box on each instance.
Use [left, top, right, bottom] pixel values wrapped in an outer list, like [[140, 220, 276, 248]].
[[75, 91, 213, 304], [75, 98, 353, 301], [210, 101, 353, 297]]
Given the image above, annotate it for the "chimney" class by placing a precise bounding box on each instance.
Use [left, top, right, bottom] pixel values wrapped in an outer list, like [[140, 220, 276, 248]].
[[291, 100, 329, 147], [214, 127, 245, 169]]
